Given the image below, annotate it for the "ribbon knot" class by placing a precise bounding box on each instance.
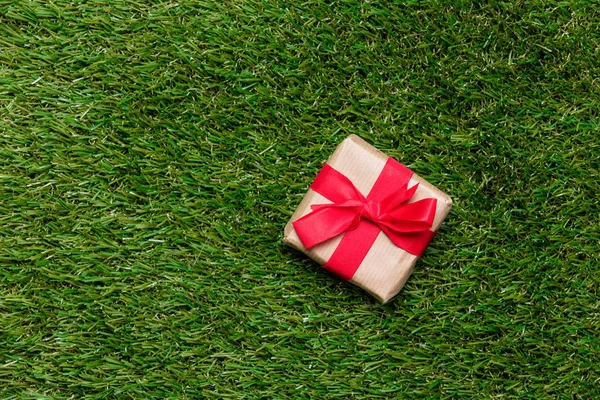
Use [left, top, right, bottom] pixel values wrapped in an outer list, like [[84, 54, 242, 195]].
[[360, 199, 380, 222]]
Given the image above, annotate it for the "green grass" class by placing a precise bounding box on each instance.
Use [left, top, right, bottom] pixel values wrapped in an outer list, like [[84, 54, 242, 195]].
[[1, 0, 599, 398]]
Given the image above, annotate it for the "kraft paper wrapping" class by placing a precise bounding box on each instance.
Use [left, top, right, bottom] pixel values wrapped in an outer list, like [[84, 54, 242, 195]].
[[283, 135, 452, 303]]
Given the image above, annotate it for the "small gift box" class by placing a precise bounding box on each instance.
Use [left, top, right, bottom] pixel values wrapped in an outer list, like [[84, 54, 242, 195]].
[[284, 135, 452, 303]]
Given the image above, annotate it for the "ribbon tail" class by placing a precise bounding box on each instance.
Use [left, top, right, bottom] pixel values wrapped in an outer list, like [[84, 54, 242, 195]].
[[378, 182, 419, 211], [292, 205, 360, 249]]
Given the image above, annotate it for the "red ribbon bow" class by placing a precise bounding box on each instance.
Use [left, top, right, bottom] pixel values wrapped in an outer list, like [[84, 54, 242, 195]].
[[292, 158, 437, 280]]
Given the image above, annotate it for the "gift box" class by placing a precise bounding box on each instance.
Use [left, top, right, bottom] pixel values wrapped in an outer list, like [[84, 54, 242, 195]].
[[283, 135, 452, 303]]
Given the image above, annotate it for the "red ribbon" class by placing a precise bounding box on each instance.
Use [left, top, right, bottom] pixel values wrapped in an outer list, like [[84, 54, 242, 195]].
[[292, 158, 437, 280]]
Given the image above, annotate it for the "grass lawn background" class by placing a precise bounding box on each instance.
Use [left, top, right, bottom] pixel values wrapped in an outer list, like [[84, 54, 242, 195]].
[[1, 0, 599, 398]]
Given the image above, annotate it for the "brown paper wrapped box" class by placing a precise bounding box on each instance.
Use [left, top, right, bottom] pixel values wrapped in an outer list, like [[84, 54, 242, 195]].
[[283, 135, 452, 303]]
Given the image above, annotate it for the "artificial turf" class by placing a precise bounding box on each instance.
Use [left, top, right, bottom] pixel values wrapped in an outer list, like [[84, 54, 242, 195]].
[[1, 0, 599, 398]]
